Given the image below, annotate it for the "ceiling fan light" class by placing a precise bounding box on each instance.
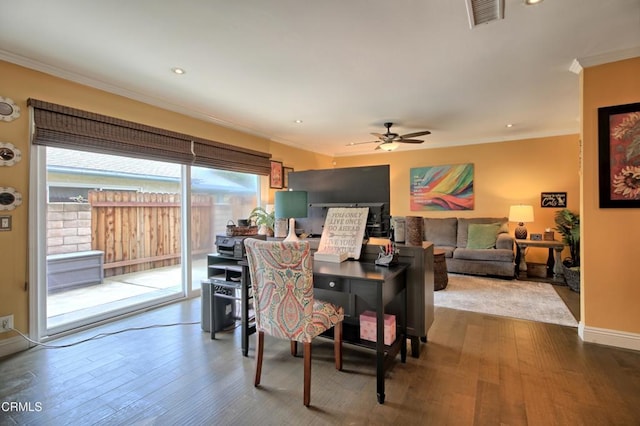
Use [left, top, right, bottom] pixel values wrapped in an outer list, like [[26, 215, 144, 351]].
[[379, 142, 399, 151]]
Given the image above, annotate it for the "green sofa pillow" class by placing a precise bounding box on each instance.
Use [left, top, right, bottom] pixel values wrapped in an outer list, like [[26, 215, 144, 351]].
[[466, 223, 501, 249]]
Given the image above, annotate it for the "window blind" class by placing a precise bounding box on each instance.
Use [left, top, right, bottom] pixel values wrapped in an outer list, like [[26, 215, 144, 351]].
[[28, 99, 271, 175]]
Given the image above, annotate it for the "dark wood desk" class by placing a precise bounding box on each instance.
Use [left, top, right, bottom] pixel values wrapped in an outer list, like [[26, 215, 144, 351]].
[[236, 259, 408, 404]]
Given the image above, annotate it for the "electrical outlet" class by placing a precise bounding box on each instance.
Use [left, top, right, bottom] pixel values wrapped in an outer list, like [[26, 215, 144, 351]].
[[0, 315, 14, 333]]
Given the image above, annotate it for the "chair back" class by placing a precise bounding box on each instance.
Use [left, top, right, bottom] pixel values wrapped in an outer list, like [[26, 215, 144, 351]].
[[244, 239, 315, 342]]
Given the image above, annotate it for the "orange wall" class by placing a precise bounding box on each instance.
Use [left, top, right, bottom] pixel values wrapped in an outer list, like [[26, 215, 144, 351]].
[[0, 60, 331, 343], [4, 54, 637, 349], [581, 56, 640, 334], [333, 135, 581, 263]]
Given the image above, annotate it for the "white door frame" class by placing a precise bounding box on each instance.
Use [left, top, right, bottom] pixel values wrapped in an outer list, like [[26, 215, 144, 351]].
[[29, 146, 193, 341]]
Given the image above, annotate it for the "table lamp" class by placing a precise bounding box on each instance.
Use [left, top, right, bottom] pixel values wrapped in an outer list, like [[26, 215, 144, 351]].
[[275, 190, 308, 242], [509, 204, 534, 239]]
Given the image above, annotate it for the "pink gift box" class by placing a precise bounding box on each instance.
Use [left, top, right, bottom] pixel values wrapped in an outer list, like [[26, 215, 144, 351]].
[[359, 310, 396, 345]]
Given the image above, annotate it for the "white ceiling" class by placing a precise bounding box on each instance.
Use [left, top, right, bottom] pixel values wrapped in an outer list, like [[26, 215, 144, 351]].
[[1, 1, 639, 157]]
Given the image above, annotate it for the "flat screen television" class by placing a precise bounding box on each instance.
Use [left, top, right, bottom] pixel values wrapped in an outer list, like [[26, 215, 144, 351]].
[[288, 165, 391, 238]]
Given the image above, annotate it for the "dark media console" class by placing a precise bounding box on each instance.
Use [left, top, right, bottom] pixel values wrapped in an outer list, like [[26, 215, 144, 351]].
[[284, 165, 435, 353], [288, 165, 391, 238]]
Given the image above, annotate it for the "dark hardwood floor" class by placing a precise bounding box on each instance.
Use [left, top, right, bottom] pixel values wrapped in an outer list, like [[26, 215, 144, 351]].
[[1, 298, 639, 425], [553, 285, 581, 321]]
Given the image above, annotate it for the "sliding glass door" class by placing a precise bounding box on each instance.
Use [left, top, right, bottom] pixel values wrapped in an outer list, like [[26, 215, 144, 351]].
[[34, 147, 259, 336], [42, 147, 184, 333], [189, 166, 259, 292]]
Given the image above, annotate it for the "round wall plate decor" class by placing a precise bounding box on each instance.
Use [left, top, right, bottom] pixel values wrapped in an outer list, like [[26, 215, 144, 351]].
[[0, 142, 22, 166], [0, 187, 23, 211], [0, 97, 21, 122]]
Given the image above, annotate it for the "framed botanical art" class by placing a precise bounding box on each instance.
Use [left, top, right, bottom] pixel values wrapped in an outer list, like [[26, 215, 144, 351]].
[[283, 167, 293, 188], [598, 102, 640, 208], [269, 160, 283, 189]]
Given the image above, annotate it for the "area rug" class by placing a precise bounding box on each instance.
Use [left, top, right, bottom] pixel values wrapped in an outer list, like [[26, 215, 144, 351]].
[[434, 274, 578, 327]]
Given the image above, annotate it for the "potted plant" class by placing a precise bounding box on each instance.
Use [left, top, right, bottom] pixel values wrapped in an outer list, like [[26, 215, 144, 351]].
[[554, 208, 580, 292], [249, 206, 275, 236]]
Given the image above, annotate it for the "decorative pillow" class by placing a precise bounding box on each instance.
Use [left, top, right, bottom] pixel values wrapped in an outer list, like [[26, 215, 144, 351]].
[[456, 217, 508, 248], [466, 223, 501, 249]]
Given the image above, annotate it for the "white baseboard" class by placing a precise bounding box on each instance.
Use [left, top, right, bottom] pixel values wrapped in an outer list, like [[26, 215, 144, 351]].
[[579, 322, 640, 352], [0, 335, 31, 358]]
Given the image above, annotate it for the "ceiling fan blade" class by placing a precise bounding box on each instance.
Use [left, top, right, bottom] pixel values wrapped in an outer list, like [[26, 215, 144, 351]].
[[347, 140, 379, 146], [358, 124, 428, 149], [398, 139, 424, 144], [400, 130, 431, 139]]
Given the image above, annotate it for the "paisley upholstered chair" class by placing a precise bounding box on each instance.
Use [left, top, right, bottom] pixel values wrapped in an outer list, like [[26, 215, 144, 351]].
[[244, 239, 344, 407]]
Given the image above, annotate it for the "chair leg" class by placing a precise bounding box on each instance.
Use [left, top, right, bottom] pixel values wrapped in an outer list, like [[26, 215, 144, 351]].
[[303, 341, 311, 407], [334, 321, 343, 371], [255, 331, 264, 387], [291, 341, 297, 356]]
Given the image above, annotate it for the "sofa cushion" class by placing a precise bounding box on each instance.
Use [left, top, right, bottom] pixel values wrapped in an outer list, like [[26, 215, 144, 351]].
[[457, 217, 508, 248], [423, 217, 457, 247], [453, 248, 514, 262], [466, 223, 501, 249], [434, 245, 455, 258]]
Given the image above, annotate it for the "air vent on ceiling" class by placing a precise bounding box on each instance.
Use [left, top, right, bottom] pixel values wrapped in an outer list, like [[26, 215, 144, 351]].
[[465, 0, 505, 28]]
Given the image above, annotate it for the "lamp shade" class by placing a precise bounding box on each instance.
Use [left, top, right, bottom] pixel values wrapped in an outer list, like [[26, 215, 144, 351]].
[[275, 190, 308, 219], [508, 205, 534, 223], [509, 204, 534, 239]]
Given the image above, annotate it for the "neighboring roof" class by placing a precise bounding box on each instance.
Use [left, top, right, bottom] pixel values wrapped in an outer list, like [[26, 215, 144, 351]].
[[47, 147, 254, 192], [47, 147, 181, 178]]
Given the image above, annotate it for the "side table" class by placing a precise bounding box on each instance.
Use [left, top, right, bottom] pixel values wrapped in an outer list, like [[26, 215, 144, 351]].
[[515, 239, 565, 281]]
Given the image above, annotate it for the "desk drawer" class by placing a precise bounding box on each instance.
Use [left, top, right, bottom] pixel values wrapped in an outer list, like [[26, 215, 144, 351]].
[[314, 275, 348, 292]]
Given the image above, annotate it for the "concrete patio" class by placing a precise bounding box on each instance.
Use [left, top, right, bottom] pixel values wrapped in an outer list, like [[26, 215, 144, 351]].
[[47, 259, 207, 329]]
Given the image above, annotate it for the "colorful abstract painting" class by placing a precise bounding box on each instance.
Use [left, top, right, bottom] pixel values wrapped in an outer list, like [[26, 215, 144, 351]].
[[410, 164, 474, 211]]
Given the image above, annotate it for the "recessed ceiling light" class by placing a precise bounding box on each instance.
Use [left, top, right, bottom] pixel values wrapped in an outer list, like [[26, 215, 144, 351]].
[[171, 67, 186, 75], [524, 0, 543, 5], [294, 119, 303, 124], [506, 123, 514, 128]]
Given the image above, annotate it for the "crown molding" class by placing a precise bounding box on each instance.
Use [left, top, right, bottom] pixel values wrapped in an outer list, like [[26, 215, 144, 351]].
[[570, 46, 640, 74]]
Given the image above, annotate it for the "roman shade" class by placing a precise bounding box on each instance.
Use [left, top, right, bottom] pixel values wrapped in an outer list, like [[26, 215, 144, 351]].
[[28, 99, 271, 175]]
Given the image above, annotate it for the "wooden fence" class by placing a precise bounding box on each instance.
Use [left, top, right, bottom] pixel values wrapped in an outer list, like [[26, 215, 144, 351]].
[[89, 191, 215, 277]]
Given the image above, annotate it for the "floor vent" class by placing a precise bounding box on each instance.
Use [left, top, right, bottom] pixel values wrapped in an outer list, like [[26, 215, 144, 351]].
[[465, 0, 504, 28]]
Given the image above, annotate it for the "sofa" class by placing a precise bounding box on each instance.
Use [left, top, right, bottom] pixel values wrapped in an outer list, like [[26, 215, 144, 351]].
[[419, 217, 516, 278]]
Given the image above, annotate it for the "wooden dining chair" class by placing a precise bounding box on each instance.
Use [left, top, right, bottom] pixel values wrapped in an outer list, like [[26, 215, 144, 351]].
[[244, 239, 344, 407]]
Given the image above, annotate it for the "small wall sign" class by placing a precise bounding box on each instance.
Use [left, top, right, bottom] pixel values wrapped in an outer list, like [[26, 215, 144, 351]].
[[540, 192, 567, 208]]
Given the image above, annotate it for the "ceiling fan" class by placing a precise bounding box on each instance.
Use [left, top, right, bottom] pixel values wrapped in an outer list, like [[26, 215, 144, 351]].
[[349, 122, 431, 151]]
